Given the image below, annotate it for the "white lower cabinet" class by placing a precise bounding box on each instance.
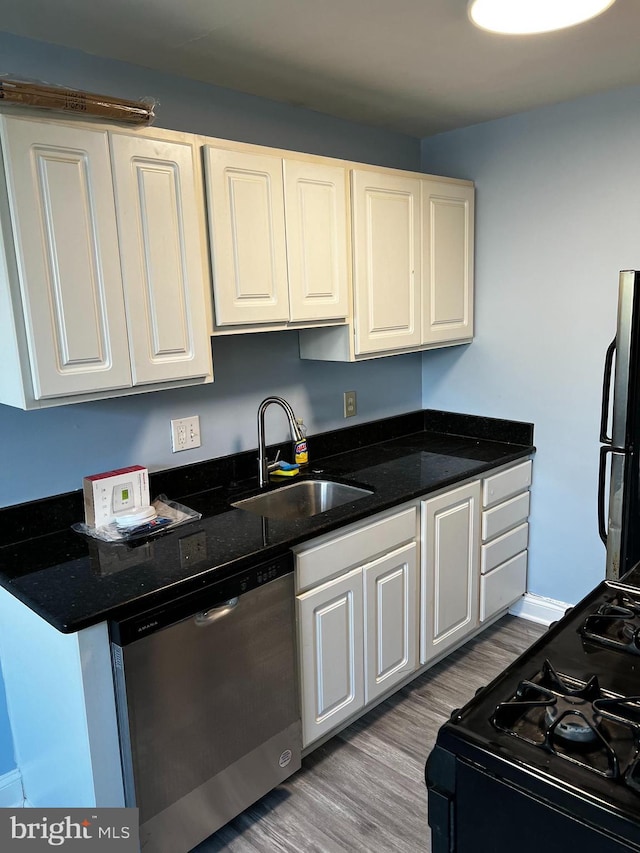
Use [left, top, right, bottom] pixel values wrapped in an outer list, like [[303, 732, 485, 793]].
[[363, 542, 418, 703], [295, 505, 418, 748], [420, 481, 481, 664], [480, 550, 528, 622], [296, 459, 532, 750], [298, 567, 365, 746], [480, 460, 532, 622]]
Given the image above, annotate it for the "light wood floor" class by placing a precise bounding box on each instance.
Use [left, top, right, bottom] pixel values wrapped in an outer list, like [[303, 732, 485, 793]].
[[195, 615, 546, 853]]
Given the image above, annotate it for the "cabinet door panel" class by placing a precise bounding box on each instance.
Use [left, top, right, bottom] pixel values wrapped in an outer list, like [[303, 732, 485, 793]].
[[110, 134, 211, 384], [284, 160, 349, 322], [422, 181, 474, 344], [204, 148, 289, 326], [351, 170, 421, 354], [421, 481, 480, 663], [1, 117, 131, 398], [364, 543, 418, 703], [297, 567, 364, 747]]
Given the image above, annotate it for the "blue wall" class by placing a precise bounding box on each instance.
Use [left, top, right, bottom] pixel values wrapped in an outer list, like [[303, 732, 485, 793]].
[[0, 31, 422, 779], [421, 84, 640, 605]]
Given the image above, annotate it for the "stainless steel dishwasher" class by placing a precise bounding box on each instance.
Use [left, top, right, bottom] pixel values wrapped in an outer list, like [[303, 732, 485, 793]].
[[110, 552, 300, 853]]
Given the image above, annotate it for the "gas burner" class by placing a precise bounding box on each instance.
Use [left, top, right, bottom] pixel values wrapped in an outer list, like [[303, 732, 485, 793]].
[[545, 695, 602, 744], [581, 591, 640, 655], [491, 660, 640, 782]]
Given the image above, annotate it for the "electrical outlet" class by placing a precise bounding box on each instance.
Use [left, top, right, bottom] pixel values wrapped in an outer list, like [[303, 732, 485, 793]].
[[171, 415, 201, 452], [344, 390, 357, 418]]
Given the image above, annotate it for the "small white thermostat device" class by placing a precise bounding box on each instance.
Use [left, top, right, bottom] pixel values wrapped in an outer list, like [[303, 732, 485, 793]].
[[83, 466, 149, 529]]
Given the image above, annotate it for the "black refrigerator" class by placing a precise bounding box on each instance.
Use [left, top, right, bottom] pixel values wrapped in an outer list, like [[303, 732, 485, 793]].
[[599, 269, 640, 579]]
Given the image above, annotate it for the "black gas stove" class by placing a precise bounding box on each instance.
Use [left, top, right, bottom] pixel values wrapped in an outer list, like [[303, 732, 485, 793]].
[[426, 572, 640, 853]]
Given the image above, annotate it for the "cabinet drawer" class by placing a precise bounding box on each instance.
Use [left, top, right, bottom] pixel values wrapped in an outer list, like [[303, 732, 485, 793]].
[[481, 522, 528, 575], [483, 461, 532, 508], [295, 506, 416, 593], [482, 490, 530, 542], [480, 551, 527, 622]]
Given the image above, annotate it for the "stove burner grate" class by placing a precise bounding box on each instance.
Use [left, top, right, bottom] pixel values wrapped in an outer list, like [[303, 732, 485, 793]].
[[491, 660, 640, 783], [544, 694, 602, 744], [581, 592, 640, 654]]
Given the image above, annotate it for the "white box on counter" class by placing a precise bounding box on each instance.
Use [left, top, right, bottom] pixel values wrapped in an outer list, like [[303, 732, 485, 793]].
[[83, 465, 149, 529]]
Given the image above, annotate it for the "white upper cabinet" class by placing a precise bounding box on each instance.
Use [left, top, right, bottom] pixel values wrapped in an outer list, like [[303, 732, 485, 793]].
[[299, 169, 475, 362], [283, 159, 349, 323], [0, 116, 132, 400], [203, 148, 290, 326], [422, 180, 474, 345], [203, 143, 349, 331], [110, 134, 211, 385], [351, 170, 422, 355], [0, 116, 213, 409]]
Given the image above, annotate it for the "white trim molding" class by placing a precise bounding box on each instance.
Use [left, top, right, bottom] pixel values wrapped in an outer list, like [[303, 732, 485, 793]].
[[509, 593, 572, 626], [0, 768, 24, 807]]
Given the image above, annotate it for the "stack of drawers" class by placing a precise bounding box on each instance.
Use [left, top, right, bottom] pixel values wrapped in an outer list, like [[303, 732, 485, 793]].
[[480, 460, 532, 622]]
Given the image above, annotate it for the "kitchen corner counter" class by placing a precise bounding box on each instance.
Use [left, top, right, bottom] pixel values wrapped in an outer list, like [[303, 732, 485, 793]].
[[0, 410, 534, 632]]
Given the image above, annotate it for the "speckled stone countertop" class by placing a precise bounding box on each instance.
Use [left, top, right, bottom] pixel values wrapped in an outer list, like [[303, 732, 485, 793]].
[[0, 410, 534, 633]]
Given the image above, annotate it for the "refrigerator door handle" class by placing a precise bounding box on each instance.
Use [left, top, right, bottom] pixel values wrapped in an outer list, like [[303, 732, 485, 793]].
[[598, 445, 613, 544], [600, 338, 616, 444]]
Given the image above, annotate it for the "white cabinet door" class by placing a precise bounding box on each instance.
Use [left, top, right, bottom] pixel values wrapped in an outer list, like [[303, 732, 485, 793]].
[[283, 159, 349, 323], [351, 170, 422, 354], [422, 180, 474, 345], [297, 567, 364, 747], [204, 147, 289, 326], [363, 542, 418, 703], [0, 116, 131, 399], [110, 134, 211, 385], [421, 481, 480, 664]]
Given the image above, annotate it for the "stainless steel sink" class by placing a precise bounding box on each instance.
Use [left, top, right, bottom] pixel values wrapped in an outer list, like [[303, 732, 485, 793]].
[[232, 479, 373, 520]]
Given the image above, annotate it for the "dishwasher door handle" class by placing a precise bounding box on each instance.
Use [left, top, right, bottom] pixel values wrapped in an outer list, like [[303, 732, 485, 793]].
[[194, 597, 239, 626]]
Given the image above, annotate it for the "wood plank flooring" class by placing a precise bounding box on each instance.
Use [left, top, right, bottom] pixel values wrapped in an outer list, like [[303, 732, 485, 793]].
[[194, 615, 546, 853]]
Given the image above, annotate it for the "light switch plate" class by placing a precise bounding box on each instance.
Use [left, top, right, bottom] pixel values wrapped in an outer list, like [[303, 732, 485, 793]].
[[171, 416, 201, 452]]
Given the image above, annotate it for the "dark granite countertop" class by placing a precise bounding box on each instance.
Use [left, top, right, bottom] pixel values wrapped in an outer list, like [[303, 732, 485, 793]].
[[0, 410, 534, 633]]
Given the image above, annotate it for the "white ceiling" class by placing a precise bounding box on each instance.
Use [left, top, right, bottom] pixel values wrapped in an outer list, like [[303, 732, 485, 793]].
[[2, 0, 640, 136]]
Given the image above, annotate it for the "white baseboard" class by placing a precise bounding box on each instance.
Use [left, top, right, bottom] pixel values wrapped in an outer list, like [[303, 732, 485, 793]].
[[0, 768, 24, 807], [509, 593, 572, 627]]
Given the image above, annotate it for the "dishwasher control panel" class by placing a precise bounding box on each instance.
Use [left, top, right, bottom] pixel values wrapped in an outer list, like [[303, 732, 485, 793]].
[[110, 551, 293, 645]]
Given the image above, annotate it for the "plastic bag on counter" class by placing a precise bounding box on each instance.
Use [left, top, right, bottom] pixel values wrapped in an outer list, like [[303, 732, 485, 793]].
[[0, 75, 157, 124], [72, 495, 201, 543]]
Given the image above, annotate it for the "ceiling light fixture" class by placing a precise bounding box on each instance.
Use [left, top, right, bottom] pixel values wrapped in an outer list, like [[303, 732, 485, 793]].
[[468, 0, 616, 35]]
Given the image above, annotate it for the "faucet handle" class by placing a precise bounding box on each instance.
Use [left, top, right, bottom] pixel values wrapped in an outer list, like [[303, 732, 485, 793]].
[[266, 449, 281, 472]]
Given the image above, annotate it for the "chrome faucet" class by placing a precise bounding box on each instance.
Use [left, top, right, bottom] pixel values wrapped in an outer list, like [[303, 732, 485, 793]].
[[257, 396, 304, 487]]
